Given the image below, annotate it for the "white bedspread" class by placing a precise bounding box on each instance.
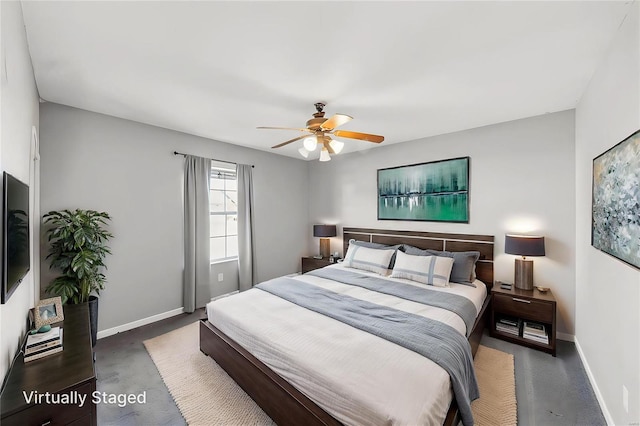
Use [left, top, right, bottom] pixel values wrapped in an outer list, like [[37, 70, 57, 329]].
[[206, 264, 487, 426]]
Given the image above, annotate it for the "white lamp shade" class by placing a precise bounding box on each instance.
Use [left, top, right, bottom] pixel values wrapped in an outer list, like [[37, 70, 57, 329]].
[[303, 136, 318, 151], [329, 139, 344, 154], [298, 147, 309, 158], [319, 148, 331, 162]]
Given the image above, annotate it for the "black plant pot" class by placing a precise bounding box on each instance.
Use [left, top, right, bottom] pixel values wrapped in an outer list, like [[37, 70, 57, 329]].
[[88, 296, 99, 347]]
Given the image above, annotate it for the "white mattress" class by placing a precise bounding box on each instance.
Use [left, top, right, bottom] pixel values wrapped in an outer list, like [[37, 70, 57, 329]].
[[206, 263, 487, 426]]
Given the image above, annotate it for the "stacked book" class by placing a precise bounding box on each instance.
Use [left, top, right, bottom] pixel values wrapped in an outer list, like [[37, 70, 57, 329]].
[[24, 326, 63, 362], [522, 321, 549, 345], [496, 317, 520, 336]]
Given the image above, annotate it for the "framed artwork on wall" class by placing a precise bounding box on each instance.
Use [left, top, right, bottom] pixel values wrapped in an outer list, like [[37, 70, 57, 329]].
[[592, 129, 640, 270], [377, 157, 469, 223]]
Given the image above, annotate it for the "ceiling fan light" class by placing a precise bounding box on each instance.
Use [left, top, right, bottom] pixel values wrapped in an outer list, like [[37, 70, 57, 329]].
[[298, 147, 309, 158], [303, 136, 318, 151], [329, 139, 344, 154], [319, 148, 331, 162]]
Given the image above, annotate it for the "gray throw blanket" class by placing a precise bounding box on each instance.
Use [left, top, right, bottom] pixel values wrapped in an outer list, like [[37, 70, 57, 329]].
[[256, 277, 479, 426], [309, 267, 477, 336]]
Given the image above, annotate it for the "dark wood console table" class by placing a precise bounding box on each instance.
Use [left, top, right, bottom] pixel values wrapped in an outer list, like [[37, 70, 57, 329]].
[[1, 303, 97, 425]]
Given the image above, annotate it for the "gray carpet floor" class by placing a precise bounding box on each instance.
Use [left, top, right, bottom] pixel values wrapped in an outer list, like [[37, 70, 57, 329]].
[[95, 309, 605, 426]]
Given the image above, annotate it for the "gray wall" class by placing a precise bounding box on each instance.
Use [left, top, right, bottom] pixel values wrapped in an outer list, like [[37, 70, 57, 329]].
[[211, 259, 239, 298], [308, 110, 577, 337], [39, 103, 309, 331], [0, 1, 40, 379], [575, 3, 639, 424]]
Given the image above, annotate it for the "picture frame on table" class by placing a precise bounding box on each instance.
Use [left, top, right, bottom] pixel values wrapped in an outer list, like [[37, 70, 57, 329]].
[[34, 296, 64, 329]]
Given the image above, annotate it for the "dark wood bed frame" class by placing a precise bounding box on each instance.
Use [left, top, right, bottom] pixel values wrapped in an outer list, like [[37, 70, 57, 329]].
[[200, 227, 494, 426]]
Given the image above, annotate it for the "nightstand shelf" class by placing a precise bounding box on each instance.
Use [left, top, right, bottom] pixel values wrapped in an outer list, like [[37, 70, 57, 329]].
[[490, 286, 557, 356], [301, 257, 333, 274]]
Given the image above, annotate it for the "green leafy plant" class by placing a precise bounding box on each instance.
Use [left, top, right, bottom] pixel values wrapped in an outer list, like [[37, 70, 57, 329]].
[[44, 209, 113, 304]]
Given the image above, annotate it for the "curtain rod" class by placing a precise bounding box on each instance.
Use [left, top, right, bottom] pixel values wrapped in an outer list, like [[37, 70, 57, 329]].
[[173, 151, 254, 168]]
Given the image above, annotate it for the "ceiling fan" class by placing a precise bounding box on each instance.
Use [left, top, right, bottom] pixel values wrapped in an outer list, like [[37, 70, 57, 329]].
[[257, 102, 384, 161]]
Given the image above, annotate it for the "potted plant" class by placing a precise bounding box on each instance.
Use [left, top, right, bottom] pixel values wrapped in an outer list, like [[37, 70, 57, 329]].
[[44, 209, 113, 347]]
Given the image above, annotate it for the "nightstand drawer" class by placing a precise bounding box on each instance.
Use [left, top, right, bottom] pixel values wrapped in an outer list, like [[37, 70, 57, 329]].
[[493, 293, 554, 323], [301, 257, 332, 274]]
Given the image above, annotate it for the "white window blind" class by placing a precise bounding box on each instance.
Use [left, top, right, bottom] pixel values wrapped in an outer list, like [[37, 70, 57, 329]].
[[209, 163, 238, 261]]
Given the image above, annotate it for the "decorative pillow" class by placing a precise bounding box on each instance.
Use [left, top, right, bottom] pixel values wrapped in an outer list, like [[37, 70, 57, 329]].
[[390, 251, 454, 287], [343, 244, 396, 275], [401, 245, 480, 286], [349, 239, 401, 269]]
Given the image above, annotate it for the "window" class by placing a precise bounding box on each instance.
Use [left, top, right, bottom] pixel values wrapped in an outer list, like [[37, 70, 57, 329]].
[[210, 163, 237, 261]]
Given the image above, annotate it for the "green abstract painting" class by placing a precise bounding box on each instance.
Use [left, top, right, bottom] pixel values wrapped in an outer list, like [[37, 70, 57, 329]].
[[378, 157, 469, 223]]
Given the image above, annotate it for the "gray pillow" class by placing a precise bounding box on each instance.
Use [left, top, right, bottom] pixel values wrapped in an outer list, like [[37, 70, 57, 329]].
[[400, 244, 480, 286], [349, 239, 402, 269]]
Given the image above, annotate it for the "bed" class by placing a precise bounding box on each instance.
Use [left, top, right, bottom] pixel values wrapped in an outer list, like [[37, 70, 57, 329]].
[[200, 228, 494, 426]]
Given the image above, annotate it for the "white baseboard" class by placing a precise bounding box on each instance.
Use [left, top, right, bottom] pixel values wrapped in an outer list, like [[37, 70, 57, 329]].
[[98, 293, 240, 340], [96, 307, 185, 340], [574, 336, 614, 426]]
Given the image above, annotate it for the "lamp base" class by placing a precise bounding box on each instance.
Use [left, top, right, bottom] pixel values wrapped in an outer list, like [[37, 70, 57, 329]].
[[514, 258, 534, 290], [319, 238, 330, 259]]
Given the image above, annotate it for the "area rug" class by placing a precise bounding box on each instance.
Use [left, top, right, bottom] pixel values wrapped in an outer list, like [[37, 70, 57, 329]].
[[144, 322, 517, 426], [471, 345, 518, 426]]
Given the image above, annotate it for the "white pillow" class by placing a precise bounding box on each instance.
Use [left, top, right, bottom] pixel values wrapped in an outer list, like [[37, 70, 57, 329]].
[[390, 251, 455, 287], [343, 245, 396, 276]]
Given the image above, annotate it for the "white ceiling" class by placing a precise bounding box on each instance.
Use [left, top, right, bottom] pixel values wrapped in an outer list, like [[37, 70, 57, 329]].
[[21, 1, 633, 160]]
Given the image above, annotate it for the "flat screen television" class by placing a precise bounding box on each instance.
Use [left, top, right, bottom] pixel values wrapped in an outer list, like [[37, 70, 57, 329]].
[[2, 172, 30, 304]]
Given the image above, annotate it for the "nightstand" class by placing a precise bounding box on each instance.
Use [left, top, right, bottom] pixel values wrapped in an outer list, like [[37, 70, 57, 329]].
[[490, 286, 557, 356], [301, 257, 333, 274]]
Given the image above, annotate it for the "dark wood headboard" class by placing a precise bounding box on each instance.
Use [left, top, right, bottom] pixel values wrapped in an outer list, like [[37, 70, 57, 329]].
[[343, 227, 495, 289]]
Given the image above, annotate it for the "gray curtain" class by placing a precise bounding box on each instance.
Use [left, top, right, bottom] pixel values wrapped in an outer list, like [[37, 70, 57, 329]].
[[183, 155, 211, 312], [237, 164, 255, 291]]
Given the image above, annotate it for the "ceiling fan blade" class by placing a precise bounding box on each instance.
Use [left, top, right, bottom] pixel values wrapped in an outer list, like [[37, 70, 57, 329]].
[[320, 114, 352, 131], [258, 126, 311, 132], [271, 134, 308, 149], [332, 130, 384, 143]]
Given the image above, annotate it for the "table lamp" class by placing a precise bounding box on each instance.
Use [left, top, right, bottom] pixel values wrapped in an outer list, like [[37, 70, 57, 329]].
[[505, 234, 545, 290], [313, 225, 337, 259]]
